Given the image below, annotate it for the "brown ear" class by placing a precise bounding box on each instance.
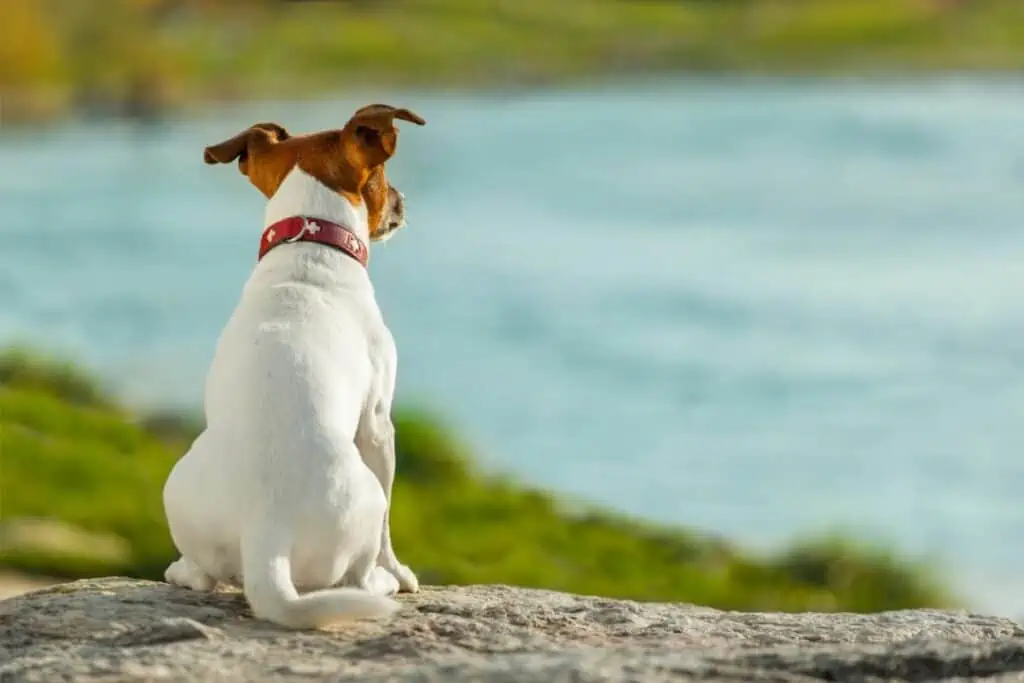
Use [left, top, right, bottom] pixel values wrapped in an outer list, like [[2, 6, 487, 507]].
[[203, 122, 290, 173], [344, 104, 425, 167]]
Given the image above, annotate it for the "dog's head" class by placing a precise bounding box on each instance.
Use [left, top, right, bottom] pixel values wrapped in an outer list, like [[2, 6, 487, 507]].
[[202, 104, 425, 242]]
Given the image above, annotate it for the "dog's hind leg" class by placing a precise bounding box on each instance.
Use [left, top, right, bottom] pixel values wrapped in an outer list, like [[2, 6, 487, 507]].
[[165, 556, 218, 592]]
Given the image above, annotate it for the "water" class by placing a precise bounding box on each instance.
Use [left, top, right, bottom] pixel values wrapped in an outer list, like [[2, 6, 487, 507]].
[[2, 78, 1023, 615]]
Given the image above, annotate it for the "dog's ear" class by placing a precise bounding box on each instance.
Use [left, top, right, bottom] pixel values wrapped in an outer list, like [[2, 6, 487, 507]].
[[203, 122, 290, 175], [343, 104, 425, 169]]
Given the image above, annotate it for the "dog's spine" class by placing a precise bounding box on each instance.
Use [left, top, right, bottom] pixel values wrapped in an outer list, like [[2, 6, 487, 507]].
[[241, 524, 399, 629]]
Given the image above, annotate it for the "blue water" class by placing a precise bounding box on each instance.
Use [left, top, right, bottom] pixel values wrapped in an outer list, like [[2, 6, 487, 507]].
[[3, 78, 1023, 615]]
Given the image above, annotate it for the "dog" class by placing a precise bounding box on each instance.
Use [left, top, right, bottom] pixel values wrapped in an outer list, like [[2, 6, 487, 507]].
[[161, 104, 425, 630]]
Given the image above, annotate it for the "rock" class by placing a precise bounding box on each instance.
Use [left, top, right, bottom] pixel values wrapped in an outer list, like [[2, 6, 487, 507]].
[[1, 578, 1023, 682]]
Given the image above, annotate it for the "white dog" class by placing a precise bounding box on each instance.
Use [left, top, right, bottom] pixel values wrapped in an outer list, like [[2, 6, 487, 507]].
[[161, 104, 425, 630]]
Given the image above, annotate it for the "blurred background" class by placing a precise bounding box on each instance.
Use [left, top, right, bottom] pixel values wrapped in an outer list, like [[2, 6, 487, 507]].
[[2, 0, 1023, 616]]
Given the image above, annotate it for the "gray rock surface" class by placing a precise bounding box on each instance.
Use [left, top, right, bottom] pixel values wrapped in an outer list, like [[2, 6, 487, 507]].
[[2, 577, 1023, 682]]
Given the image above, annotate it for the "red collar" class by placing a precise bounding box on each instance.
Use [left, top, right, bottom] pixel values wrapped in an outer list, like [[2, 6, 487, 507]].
[[258, 216, 369, 267]]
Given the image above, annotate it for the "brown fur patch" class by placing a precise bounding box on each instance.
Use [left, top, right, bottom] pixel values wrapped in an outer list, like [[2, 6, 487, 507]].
[[203, 105, 425, 239]]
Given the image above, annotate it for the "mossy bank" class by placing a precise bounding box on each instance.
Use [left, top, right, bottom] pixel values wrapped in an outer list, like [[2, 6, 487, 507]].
[[3, 0, 1024, 124], [0, 348, 953, 612]]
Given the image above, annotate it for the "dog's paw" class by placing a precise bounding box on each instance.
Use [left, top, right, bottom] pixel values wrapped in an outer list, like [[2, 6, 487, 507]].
[[364, 566, 401, 596], [164, 557, 217, 592], [390, 562, 419, 593]]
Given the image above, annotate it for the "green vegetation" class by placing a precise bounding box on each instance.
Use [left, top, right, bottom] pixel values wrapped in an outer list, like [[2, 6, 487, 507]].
[[0, 348, 953, 612], [2, 0, 1023, 123]]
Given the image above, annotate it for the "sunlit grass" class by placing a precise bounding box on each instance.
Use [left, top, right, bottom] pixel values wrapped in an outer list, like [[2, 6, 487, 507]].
[[2, 0, 1023, 122]]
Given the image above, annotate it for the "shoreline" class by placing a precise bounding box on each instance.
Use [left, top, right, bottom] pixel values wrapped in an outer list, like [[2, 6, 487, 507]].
[[4, 68, 1024, 130], [4, 0, 1024, 127], [0, 571, 58, 600]]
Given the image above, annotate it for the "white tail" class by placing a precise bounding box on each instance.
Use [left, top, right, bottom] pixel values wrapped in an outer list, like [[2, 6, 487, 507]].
[[241, 526, 399, 629]]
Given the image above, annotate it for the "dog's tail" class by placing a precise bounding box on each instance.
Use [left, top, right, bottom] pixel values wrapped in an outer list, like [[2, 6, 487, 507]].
[[241, 525, 399, 629]]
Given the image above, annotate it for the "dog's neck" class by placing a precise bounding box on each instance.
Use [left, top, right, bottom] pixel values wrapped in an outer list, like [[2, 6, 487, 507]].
[[251, 168, 374, 292], [264, 167, 371, 245]]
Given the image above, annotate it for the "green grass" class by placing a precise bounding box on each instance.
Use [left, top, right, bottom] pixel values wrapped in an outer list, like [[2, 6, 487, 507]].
[[2, 0, 1024, 123], [0, 348, 953, 612]]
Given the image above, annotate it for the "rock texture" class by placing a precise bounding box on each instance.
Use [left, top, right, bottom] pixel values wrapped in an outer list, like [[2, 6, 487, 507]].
[[2, 578, 1024, 682]]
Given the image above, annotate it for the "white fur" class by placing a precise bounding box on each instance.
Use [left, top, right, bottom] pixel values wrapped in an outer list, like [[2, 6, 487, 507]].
[[162, 168, 418, 630], [264, 168, 370, 242]]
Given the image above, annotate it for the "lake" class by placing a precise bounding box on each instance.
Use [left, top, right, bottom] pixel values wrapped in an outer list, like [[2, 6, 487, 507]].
[[2, 77, 1023, 615]]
